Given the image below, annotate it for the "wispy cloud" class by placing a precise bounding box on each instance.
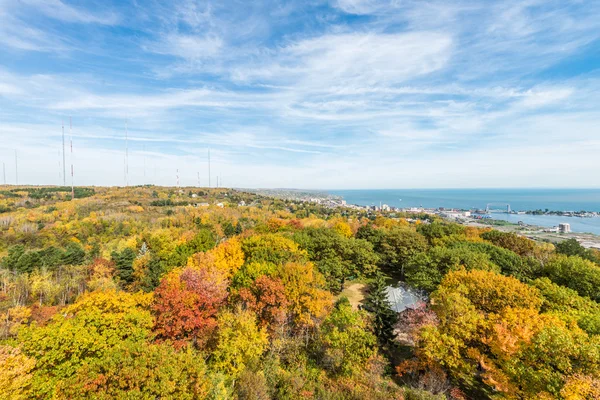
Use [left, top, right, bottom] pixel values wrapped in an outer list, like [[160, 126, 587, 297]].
[[18, 0, 119, 25], [145, 34, 223, 60], [0, 0, 599, 188]]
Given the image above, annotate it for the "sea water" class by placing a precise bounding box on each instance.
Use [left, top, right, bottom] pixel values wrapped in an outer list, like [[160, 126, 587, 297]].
[[329, 189, 600, 234]]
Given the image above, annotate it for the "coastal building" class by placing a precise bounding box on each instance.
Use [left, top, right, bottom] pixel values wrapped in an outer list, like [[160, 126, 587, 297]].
[[559, 223, 571, 233]]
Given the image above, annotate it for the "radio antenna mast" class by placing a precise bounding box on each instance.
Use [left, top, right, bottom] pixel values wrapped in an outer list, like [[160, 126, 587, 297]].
[[176, 168, 179, 188], [2, 162, 5, 185], [197, 171, 200, 187], [208, 148, 211, 188], [62, 119, 66, 186], [70, 117, 74, 200]]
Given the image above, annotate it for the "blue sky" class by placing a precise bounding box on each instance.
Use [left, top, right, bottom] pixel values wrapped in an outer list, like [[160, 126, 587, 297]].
[[0, 0, 599, 188]]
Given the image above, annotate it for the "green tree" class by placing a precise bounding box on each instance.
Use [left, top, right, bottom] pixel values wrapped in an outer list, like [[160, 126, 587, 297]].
[[532, 277, 600, 335], [19, 290, 154, 398], [555, 238, 598, 262], [223, 221, 236, 237], [364, 272, 397, 344], [378, 227, 428, 279], [417, 222, 464, 244], [319, 298, 378, 376], [62, 242, 86, 266], [294, 227, 378, 293], [543, 255, 600, 301], [450, 241, 539, 280], [405, 246, 499, 292], [168, 229, 216, 267], [110, 248, 137, 284], [55, 341, 211, 400]]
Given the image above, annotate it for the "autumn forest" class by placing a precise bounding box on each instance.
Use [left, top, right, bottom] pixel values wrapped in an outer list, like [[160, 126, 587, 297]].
[[1, 186, 599, 400]]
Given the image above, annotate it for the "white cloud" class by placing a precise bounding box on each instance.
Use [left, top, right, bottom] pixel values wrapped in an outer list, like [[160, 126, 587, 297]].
[[0, 13, 64, 51], [520, 88, 574, 108], [1, 0, 599, 188], [0, 0, 118, 52], [234, 32, 453, 88], [334, 0, 386, 14], [18, 0, 119, 25], [147, 34, 223, 60]]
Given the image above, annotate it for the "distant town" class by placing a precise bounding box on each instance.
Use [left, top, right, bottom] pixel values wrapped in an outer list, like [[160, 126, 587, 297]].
[[246, 188, 600, 250]]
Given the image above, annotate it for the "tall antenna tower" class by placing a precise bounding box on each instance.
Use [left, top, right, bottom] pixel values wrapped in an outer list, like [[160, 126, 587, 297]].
[[216, 175, 219, 188], [197, 171, 200, 187], [176, 168, 179, 188], [70, 117, 74, 200], [125, 119, 129, 187], [143, 144, 146, 183], [14, 150, 18, 185], [62, 119, 66, 186], [2, 162, 5, 185], [208, 148, 211, 188]]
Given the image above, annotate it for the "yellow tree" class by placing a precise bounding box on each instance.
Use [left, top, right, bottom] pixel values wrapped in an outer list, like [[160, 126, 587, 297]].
[[0, 345, 36, 400], [277, 261, 332, 327], [188, 237, 245, 278], [19, 289, 154, 398], [329, 217, 353, 238], [30, 268, 59, 306], [400, 269, 600, 398], [211, 306, 269, 377]]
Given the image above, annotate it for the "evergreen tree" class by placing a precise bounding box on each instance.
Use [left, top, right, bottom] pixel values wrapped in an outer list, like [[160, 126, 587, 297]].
[[144, 257, 165, 291], [234, 222, 243, 235], [111, 248, 137, 284], [365, 272, 397, 344], [62, 243, 86, 266], [223, 222, 236, 237]]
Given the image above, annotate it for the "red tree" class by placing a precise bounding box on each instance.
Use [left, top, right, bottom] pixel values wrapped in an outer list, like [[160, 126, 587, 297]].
[[239, 275, 289, 329], [153, 266, 228, 348]]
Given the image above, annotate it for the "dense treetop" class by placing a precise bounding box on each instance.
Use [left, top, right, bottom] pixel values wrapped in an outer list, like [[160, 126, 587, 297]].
[[1, 186, 599, 399]]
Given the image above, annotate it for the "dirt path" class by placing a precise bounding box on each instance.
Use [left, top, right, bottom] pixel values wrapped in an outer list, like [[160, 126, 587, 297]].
[[339, 282, 368, 310]]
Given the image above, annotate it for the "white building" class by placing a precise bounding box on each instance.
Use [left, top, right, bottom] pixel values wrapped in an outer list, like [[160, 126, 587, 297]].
[[558, 223, 571, 233]]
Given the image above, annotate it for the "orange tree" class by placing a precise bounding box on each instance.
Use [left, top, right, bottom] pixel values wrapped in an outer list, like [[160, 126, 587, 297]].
[[152, 265, 228, 348], [399, 269, 600, 399]]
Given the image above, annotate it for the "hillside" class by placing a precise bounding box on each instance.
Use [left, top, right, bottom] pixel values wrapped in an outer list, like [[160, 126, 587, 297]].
[[1, 186, 599, 399]]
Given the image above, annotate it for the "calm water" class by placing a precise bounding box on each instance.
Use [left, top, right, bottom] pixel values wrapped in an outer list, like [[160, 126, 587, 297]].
[[329, 189, 600, 234], [490, 213, 600, 235], [330, 189, 600, 212]]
